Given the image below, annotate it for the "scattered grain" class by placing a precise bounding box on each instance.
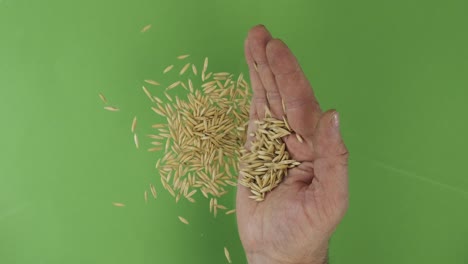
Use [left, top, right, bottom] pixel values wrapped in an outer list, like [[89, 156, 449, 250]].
[[103, 56, 254, 214]]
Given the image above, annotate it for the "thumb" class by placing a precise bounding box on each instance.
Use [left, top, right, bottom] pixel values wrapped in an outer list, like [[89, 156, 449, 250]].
[[309, 110, 349, 221], [314, 110, 348, 160]]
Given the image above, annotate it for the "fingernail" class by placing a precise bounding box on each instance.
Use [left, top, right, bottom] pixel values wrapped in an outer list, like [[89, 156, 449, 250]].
[[333, 111, 340, 128]]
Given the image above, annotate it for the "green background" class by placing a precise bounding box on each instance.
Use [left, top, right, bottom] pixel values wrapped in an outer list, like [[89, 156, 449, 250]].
[[1, 0, 467, 263]]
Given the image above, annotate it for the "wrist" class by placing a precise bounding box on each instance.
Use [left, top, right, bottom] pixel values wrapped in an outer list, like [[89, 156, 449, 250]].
[[246, 244, 328, 264]]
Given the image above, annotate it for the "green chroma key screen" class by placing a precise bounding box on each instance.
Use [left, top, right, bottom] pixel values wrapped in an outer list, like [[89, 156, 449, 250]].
[[1, 0, 467, 263]]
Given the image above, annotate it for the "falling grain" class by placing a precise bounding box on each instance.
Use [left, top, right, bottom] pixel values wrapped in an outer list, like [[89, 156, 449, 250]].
[[180, 82, 188, 91], [133, 133, 139, 149], [141, 24, 151, 33], [224, 247, 232, 263], [225, 209, 236, 215], [186, 189, 197, 198], [216, 204, 227, 210], [214, 198, 218, 217], [144, 191, 148, 204], [236, 73, 244, 88], [98, 93, 107, 104], [179, 63, 191, 75], [150, 184, 157, 198], [142, 86, 155, 102], [188, 79, 194, 93], [191, 64, 198, 75], [153, 96, 163, 104], [163, 65, 174, 74], [203, 57, 209, 73], [202, 57, 209, 81], [131, 116, 137, 133], [148, 147, 162, 152], [144, 80, 160, 86], [151, 124, 166, 129], [113, 202, 125, 207], [178, 216, 189, 225], [167, 81, 181, 90], [151, 107, 166, 117], [148, 134, 164, 140], [214, 72, 229, 77], [177, 54, 190, 60], [104, 106, 119, 112], [164, 92, 173, 102]]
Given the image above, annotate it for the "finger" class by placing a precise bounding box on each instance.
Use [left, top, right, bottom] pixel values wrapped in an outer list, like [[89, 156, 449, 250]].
[[310, 110, 349, 218], [243, 103, 257, 150], [237, 115, 259, 218], [244, 30, 266, 118], [266, 39, 322, 140], [238, 103, 259, 214], [248, 25, 284, 118]]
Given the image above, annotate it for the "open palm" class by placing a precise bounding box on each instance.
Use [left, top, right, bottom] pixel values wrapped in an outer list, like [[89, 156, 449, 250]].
[[236, 25, 349, 264]]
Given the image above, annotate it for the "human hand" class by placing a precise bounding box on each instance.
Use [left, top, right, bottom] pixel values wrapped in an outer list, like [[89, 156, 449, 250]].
[[236, 25, 349, 264]]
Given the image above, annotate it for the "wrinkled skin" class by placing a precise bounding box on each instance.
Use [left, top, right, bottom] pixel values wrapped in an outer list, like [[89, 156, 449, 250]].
[[236, 25, 349, 264]]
